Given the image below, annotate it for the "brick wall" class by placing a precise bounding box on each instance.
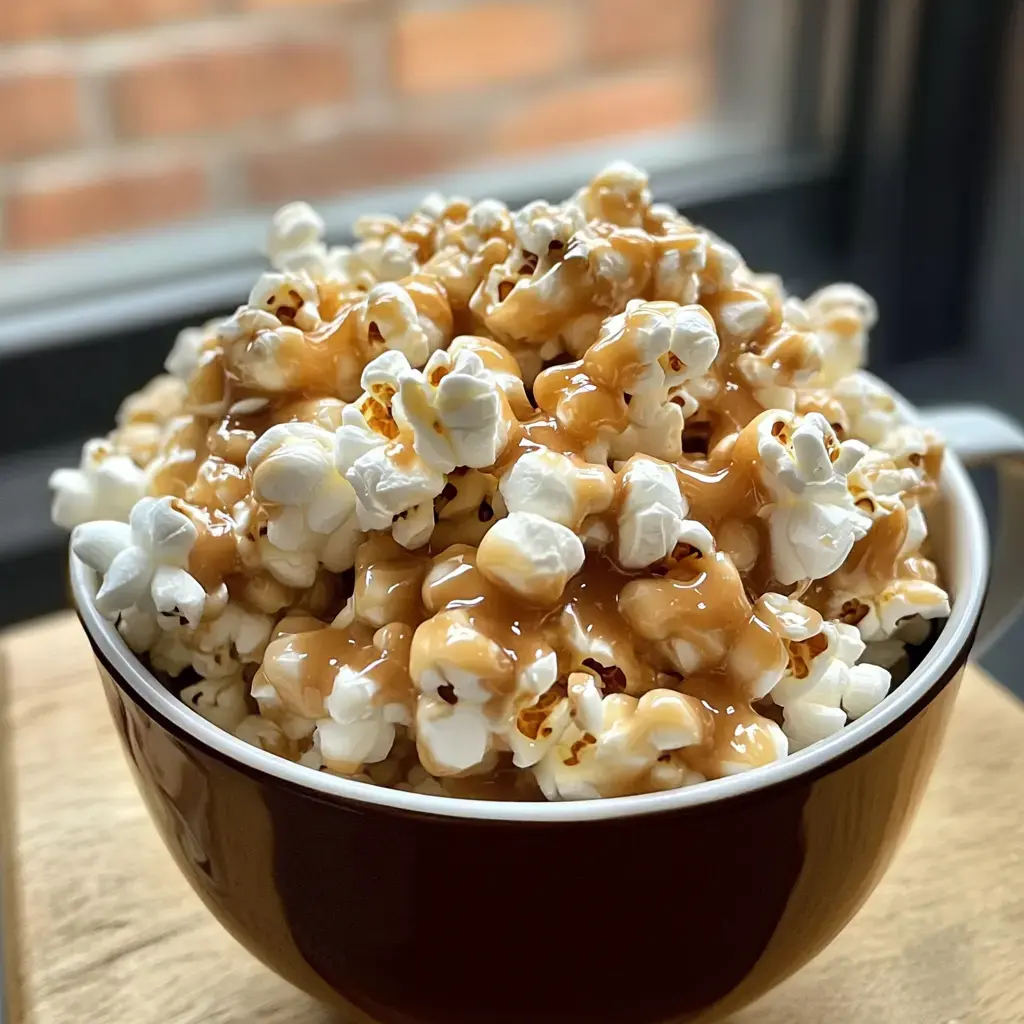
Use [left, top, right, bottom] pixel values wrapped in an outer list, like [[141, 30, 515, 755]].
[[0, 0, 716, 251]]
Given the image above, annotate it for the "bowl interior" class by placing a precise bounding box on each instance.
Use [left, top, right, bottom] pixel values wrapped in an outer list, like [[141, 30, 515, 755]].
[[70, 380, 987, 822]]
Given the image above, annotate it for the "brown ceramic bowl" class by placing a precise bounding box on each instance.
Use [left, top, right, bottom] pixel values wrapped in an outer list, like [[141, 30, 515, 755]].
[[69, 394, 1024, 1023]]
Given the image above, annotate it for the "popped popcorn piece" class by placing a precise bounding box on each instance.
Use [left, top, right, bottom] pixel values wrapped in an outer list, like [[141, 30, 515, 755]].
[[190, 601, 273, 679], [411, 608, 515, 776], [395, 346, 512, 473], [534, 686, 710, 800], [314, 625, 414, 774], [180, 676, 250, 732], [475, 511, 585, 605], [806, 283, 877, 385], [499, 449, 614, 530], [831, 578, 951, 643], [266, 201, 327, 271], [832, 372, 902, 445], [572, 160, 652, 226], [72, 496, 206, 629], [335, 407, 446, 533], [755, 411, 872, 584], [615, 455, 713, 570], [50, 439, 147, 530], [248, 270, 323, 332], [247, 422, 361, 576], [735, 322, 823, 411]]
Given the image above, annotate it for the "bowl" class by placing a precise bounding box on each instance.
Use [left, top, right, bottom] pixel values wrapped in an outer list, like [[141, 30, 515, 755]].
[[69, 390, 1024, 1024]]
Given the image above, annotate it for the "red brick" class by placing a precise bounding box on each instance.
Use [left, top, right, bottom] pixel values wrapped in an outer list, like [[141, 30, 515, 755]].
[[0, 0, 205, 42], [0, 74, 80, 161], [246, 127, 469, 203], [5, 165, 207, 249], [236, 0, 357, 8], [493, 69, 710, 155], [587, 0, 716, 64], [111, 41, 351, 140], [394, 2, 569, 96]]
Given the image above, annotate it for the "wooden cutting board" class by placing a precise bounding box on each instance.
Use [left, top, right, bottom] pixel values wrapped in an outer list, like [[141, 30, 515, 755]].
[[2, 613, 1023, 1024]]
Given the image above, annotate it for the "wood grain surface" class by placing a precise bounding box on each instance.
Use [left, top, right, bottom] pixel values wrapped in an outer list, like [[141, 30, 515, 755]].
[[2, 613, 1023, 1024]]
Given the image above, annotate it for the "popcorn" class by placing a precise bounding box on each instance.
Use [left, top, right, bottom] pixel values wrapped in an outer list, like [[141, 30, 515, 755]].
[[534, 686, 710, 800], [247, 422, 362, 576], [190, 602, 273, 679], [832, 372, 902, 445], [831, 578, 951, 643], [267, 201, 327, 271], [475, 511, 585, 605], [335, 408, 446, 535], [755, 411, 872, 583], [50, 439, 147, 530], [180, 676, 250, 732], [806, 283, 877, 385], [395, 347, 512, 473], [248, 270, 323, 331], [615, 456, 713, 570], [573, 160, 651, 226], [766, 618, 893, 750], [411, 608, 515, 775], [72, 496, 206, 629], [314, 624, 414, 774], [499, 450, 614, 530], [53, 165, 950, 802]]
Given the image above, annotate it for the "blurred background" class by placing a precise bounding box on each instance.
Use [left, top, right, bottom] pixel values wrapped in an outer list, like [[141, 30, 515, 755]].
[[0, 0, 1019, 676]]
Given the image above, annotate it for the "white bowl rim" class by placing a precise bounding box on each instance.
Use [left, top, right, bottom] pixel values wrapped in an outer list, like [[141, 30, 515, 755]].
[[69, 378, 988, 823]]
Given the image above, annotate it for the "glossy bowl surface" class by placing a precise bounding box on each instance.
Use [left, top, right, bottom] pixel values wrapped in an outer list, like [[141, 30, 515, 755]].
[[71, 384, 987, 1023]]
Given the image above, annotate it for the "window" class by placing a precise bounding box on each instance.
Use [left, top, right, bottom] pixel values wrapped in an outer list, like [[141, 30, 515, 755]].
[[0, 0, 850, 348]]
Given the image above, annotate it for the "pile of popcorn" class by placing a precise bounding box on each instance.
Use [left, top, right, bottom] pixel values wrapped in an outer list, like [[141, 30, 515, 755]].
[[54, 163, 950, 801]]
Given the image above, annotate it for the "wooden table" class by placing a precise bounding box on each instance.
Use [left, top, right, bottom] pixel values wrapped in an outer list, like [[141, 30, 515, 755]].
[[2, 613, 1023, 1024]]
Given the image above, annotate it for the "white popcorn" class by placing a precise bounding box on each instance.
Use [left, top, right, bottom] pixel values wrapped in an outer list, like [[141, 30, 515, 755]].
[[248, 270, 322, 331], [180, 676, 250, 732], [355, 234, 419, 284], [534, 688, 709, 801], [266, 201, 327, 271], [780, 701, 848, 751], [72, 496, 206, 629], [392, 502, 436, 550], [218, 307, 298, 391], [846, 449, 921, 518], [512, 199, 585, 257], [247, 422, 362, 572], [833, 372, 902, 445], [164, 324, 211, 380], [727, 593, 825, 700], [499, 450, 614, 530], [314, 661, 412, 774], [768, 619, 893, 750], [806, 283, 877, 385], [476, 511, 585, 605], [50, 439, 147, 530], [395, 347, 511, 473], [835, 579, 951, 643], [411, 609, 514, 775], [365, 282, 440, 367], [616, 456, 713, 570], [335, 407, 446, 533], [190, 602, 273, 679], [757, 412, 872, 584], [447, 335, 532, 418], [714, 288, 771, 339]]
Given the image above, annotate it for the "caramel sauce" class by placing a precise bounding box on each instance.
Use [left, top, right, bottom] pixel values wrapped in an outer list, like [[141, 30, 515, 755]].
[[105, 172, 948, 798], [679, 672, 783, 776]]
